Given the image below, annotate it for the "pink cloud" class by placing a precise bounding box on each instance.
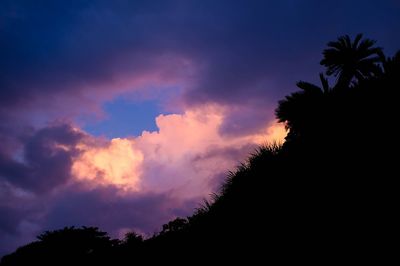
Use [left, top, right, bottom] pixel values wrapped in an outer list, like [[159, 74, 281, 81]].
[[70, 105, 286, 199], [72, 138, 144, 191]]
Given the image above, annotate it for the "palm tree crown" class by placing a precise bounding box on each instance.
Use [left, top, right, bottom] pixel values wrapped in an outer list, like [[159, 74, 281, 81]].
[[320, 34, 383, 87]]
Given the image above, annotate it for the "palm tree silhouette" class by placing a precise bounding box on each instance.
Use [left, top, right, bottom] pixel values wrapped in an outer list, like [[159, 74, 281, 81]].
[[275, 73, 329, 142], [320, 34, 383, 88]]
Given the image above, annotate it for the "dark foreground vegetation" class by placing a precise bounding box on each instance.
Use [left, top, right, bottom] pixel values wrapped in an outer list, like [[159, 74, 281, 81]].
[[1, 34, 398, 264]]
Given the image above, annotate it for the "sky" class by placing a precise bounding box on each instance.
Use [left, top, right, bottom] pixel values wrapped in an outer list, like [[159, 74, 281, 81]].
[[1, 0, 400, 256]]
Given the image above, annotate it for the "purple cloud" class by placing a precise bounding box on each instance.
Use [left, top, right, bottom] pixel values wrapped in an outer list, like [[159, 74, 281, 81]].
[[0, 124, 84, 193]]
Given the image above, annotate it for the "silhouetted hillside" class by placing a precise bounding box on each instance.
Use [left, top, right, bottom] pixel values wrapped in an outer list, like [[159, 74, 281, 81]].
[[1, 34, 398, 264]]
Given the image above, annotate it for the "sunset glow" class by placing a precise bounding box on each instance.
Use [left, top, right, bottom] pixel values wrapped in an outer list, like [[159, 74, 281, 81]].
[[72, 138, 143, 190], [70, 107, 286, 194]]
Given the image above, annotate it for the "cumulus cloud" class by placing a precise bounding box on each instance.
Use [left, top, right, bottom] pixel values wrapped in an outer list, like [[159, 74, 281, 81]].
[[0, 106, 285, 256], [70, 106, 285, 197], [72, 138, 144, 190]]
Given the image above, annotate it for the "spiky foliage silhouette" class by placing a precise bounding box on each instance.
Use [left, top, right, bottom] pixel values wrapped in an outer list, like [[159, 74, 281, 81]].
[[381, 50, 400, 76], [320, 34, 383, 87], [275, 73, 330, 143]]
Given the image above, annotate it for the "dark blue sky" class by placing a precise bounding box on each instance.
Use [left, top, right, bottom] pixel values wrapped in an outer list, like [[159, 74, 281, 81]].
[[1, 0, 400, 257]]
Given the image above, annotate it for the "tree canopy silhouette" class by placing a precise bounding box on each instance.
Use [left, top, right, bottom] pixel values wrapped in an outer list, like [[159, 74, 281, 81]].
[[0, 227, 116, 265]]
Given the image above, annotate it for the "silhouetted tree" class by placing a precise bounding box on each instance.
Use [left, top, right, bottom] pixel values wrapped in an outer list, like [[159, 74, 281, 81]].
[[161, 218, 188, 234], [123, 231, 143, 246], [275, 73, 328, 142], [320, 34, 383, 88], [1, 227, 115, 265]]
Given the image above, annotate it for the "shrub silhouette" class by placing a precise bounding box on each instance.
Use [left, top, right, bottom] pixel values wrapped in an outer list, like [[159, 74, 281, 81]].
[[1, 34, 398, 264]]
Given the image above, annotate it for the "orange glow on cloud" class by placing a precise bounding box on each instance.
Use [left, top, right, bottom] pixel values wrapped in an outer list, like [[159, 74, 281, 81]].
[[252, 121, 287, 145], [70, 106, 287, 195], [71, 138, 143, 190]]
